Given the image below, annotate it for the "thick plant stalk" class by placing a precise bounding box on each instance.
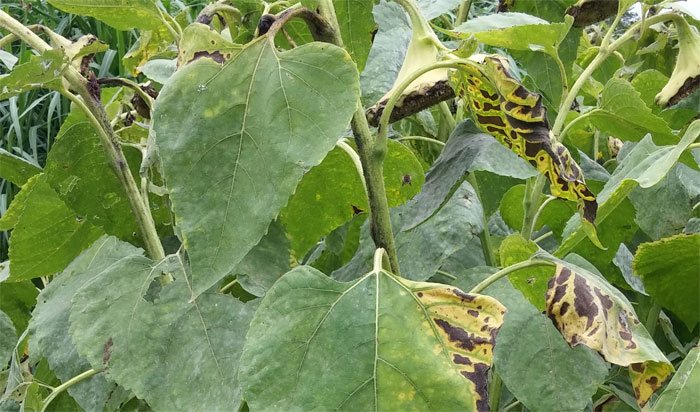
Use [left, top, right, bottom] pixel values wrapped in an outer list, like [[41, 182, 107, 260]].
[[316, 0, 402, 276], [0, 10, 165, 261]]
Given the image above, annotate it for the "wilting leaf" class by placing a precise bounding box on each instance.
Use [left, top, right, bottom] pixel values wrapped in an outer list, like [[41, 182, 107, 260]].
[[240, 265, 506, 411], [0, 50, 65, 100], [153, 31, 359, 297], [28, 236, 133, 411], [653, 345, 700, 412], [634, 234, 700, 330], [123, 25, 175, 76], [453, 267, 609, 412], [6, 174, 103, 281], [0, 310, 16, 368], [334, 182, 483, 281], [282, 140, 423, 258], [400, 120, 536, 230], [68, 237, 257, 411], [177, 23, 241, 66], [47, 0, 165, 30], [0, 149, 41, 186], [545, 262, 673, 407]]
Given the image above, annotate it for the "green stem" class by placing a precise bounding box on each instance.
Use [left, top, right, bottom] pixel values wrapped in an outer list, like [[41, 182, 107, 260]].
[[337, 139, 367, 194], [456, 0, 472, 25], [220, 278, 239, 293], [396, 135, 446, 146], [317, 0, 402, 276], [645, 303, 661, 337], [467, 174, 496, 267], [438, 101, 456, 131], [521, 176, 546, 240], [40, 368, 103, 412], [469, 259, 555, 294], [489, 372, 503, 412]]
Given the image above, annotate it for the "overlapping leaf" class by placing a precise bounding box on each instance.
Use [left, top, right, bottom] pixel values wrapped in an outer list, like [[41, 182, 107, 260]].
[[47, 0, 165, 30], [154, 30, 359, 297], [240, 265, 505, 411], [545, 261, 673, 407], [653, 346, 700, 412], [0, 50, 65, 100], [0, 149, 41, 186]]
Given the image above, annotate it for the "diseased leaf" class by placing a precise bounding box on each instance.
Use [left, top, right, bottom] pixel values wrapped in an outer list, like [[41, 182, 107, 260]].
[[7, 174, 103, 281], [47, 0, 165, 30], [400, 120, 536, 231], [545, 262, 673, 407], [28, 236, 133, 411], [177, 23, 241, 66], [240, 265, 506, 411], [0, 50, 65, 100], [68, 237, 257, 411], [282, 140, 424, 258], [653, 345, 700, 412], [0, 149, 42, 186], [153, 32, 359, 297], [334, 182, 483, 281], [634, 234, 700, 330]]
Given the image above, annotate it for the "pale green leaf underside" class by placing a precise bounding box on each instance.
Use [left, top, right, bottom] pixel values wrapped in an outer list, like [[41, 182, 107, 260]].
[[154, 36, 359, 297], [653, 346, 700, 412]]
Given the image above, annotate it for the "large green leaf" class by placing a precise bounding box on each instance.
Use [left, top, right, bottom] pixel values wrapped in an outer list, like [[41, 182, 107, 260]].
[[0, 149, 41, 186], [6, 174, 103, 281], [47, 0, 164, 30], [67, 237, 257, 411], [0, 50, 65, 100], [333, 0, 376, 71], [453, 267, 609, 412], [282, 139, 423, 258], [233, 220, 290, 297], [28, 236, 133, 411], [0, 310, 16, 369], [153, 34, 359, 297], [544, 259, 673, 407], [334, 182, 483, 281], [653, 346, 700, 412], [634, 234, 700, 330], [400, 120, 536, 230], [240, 265, 506, 411], [583, 78, 676, 145]]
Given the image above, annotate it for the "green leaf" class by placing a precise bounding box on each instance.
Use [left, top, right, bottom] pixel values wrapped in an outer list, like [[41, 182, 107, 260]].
[[68, 237, 257, 411], [453, 267, 609, 412], [7, 174, 103, 281], [544, 259, 673, 407], [452, 13, 573, 57], [0, 277, 38, 335], [122, 25, 175, 76], [498, 234, 556, 310], [0, 50, 65, 100], [28, 236, 133, 411], [334, 0, 376, 71], [153, 35, 359, 297], [138, 58, 176, 84], [0, 310, 16, 369], [47, 0, 165, 30], [507, 0, 576, 22], [0, 149, 41, 186], [282, 140, 423, 258], [0, 172, 39, 231], [499, 184, 575, 240], [334, 182, 483, 281], [240, 265, 506, 411], [43, 105, 143, 244], [653, 345, 700, 412], [634, 234, 700, 330], [233, 220, 290, 297], [400, 120, 536, 231], [584, 78, 676, 145]]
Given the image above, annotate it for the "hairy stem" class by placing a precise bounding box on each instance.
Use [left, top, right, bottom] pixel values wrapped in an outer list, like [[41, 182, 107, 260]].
[[40, 368, 104, 412], [469, 259, 555, 294], [317, 0, 402, 275], [456, 0, 472, 25]]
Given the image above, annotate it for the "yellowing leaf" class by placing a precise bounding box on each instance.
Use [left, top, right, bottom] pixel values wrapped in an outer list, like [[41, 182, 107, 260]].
[[545, 263, 673, 407]]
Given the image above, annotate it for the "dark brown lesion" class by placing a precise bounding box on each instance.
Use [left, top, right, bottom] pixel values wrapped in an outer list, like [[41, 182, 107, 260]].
[[461, 362, 491, 412], [366, 80, 456, 126], [572, 274, 598, 330], [434, 318, 492, 351]]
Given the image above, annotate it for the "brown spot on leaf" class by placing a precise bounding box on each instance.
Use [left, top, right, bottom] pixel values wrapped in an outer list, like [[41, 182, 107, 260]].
[[453, 289, 475, 302], [560, 302, 570, 316], [102, 337, 114, 365], [461, 362, 490, 412], [631, 363, 645, 373], [453, 354, 472, 365], [190, 50, 226, 64], [468, 309, 479, 318], [417, 292, 423, 298], [434, 319, 490, 351], [573, 274, 598, 329]]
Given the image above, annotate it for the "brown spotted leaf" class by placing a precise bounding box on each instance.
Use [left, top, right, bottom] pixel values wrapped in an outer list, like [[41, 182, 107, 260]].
[[545, 262, 673, 407], [240, 265, 506, 411]]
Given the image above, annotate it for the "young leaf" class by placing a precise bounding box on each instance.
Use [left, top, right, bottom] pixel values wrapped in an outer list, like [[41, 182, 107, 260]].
[[0, 50, 65, 100], [652, 346, 700, 412], [0, 149, 42, 186], [28, 236, 134, 411], [153, 34, 360, 297], [633, 234, 700, 330], [47, 0, 165, 30], [6, 174, 103, 281], [282, 140, 424, 258], [545, 262, 673, 407], [240, 265, 506, 411], [67, 237, 257, 411]]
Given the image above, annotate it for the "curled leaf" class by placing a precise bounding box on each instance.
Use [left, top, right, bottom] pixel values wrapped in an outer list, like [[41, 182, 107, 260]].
[[545, 263, 673, 407]]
